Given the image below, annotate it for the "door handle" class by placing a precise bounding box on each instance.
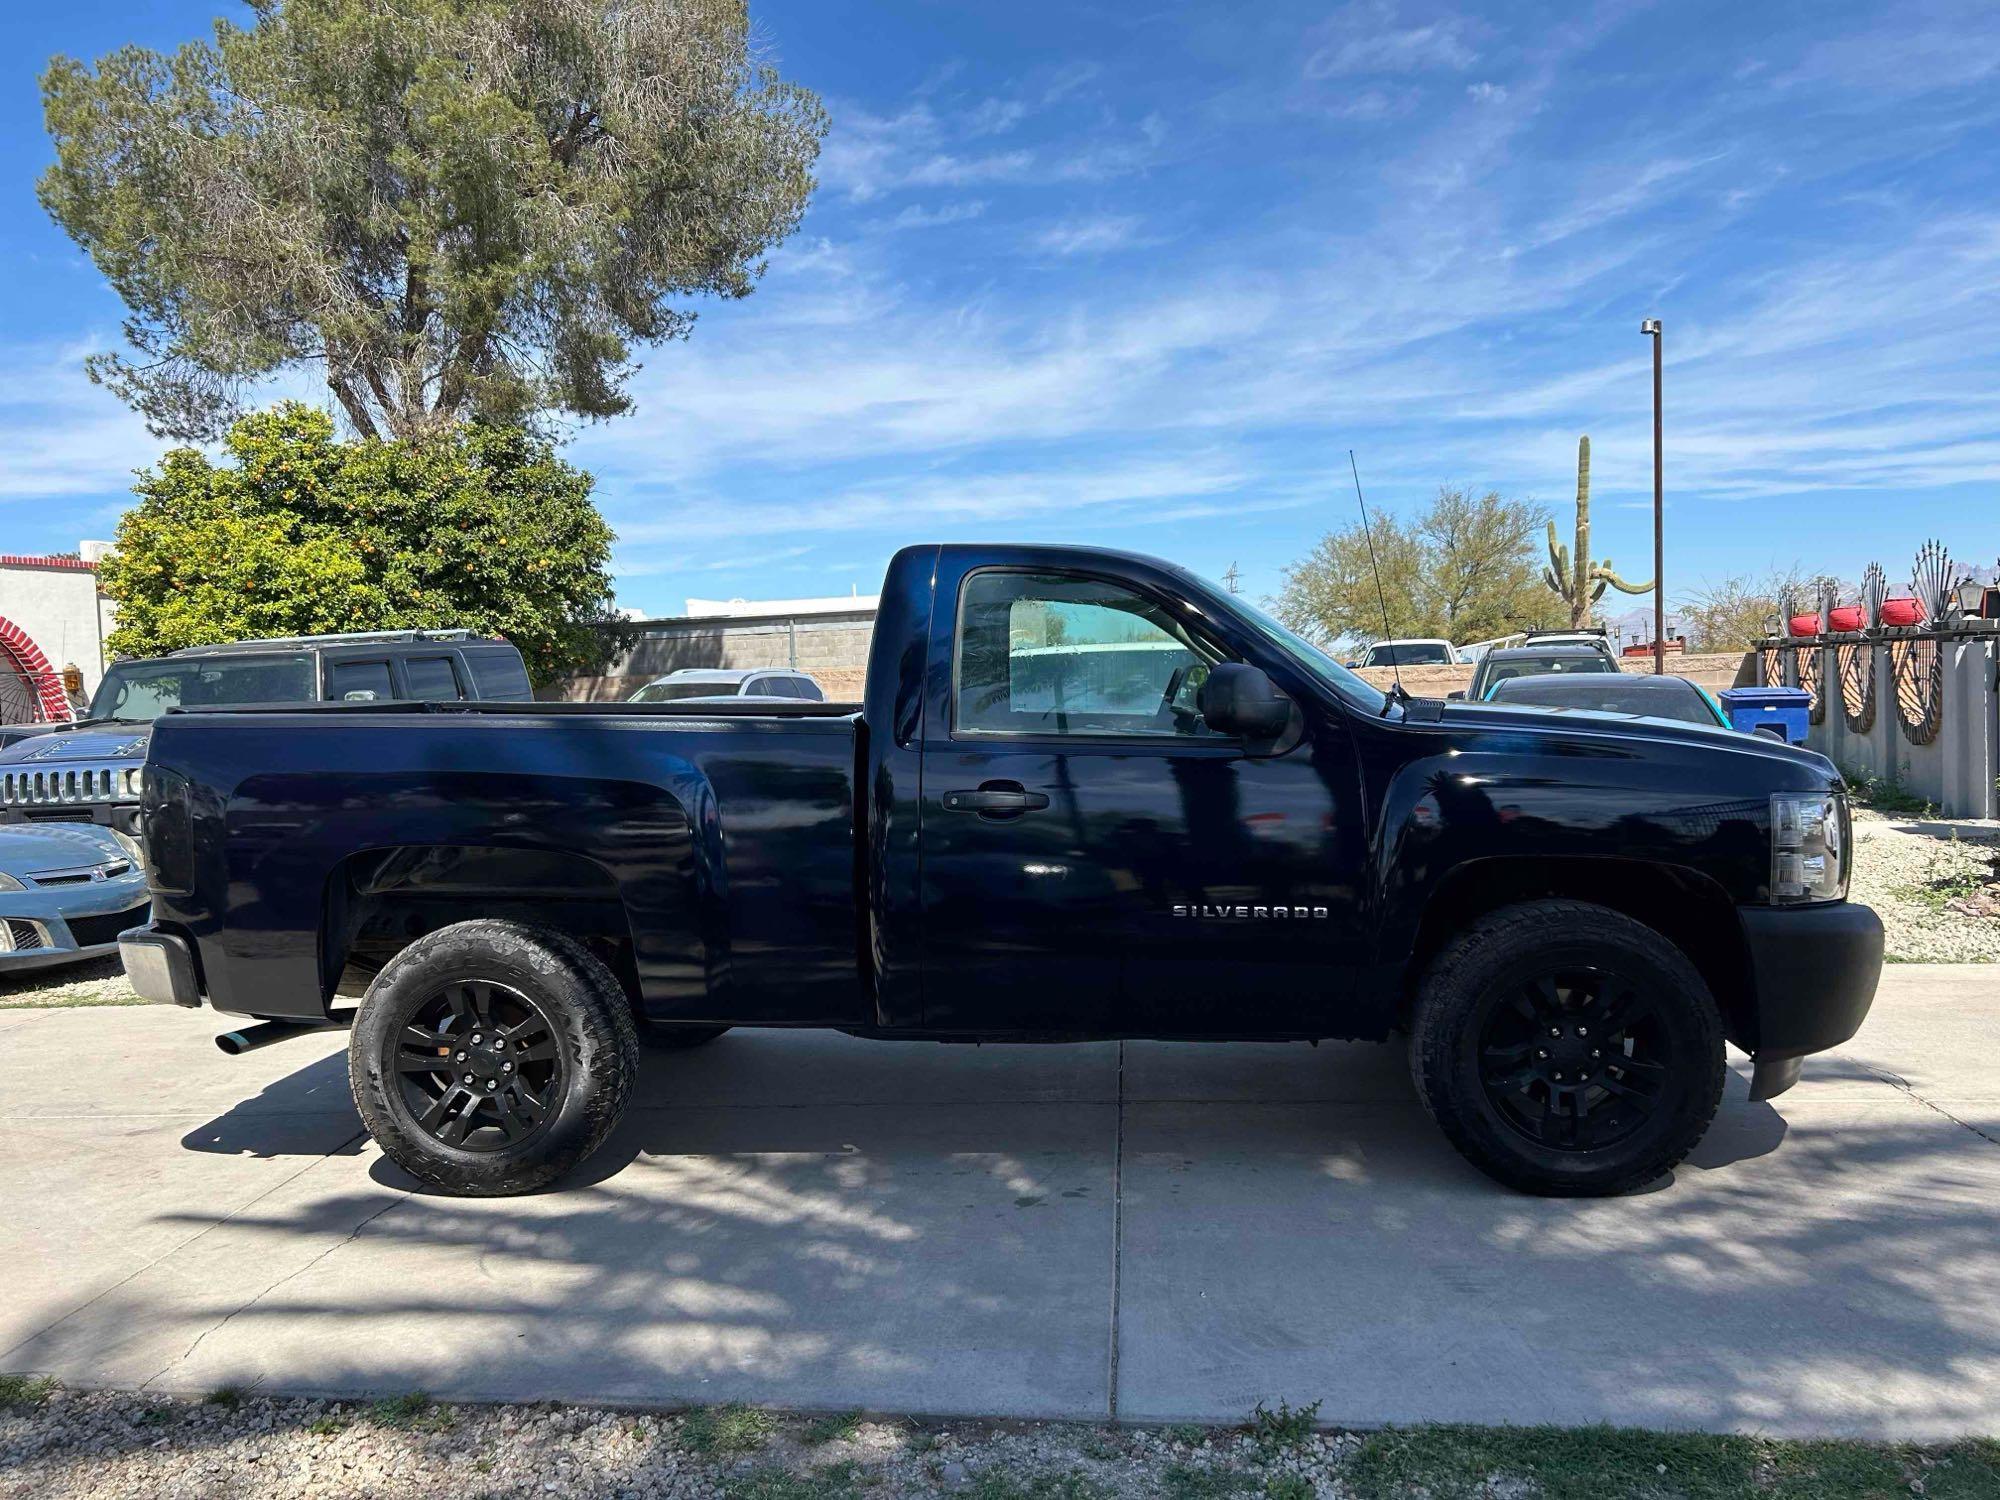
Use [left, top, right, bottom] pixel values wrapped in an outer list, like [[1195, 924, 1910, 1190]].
[[943, 784, 1051, 815]]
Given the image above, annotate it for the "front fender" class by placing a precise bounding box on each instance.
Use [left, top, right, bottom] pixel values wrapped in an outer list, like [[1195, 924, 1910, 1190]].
[[1368, 737, 1772, 968]]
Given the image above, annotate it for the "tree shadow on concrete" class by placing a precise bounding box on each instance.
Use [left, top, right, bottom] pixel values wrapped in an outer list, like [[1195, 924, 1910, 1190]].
[[9, 1031, 1988, 1437]]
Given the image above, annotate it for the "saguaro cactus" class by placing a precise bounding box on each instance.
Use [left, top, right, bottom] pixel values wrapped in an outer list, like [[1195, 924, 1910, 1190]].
[[1544, 434, 1654, 627]]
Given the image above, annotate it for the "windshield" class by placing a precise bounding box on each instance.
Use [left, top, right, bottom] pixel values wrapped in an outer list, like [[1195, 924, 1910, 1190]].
[[1365, 642, 1453, 666], [1480, 653, 1616, 690], [1207, 591, 1388, 713], [628, 681, 738, 704], [88, 653, 316, 722]]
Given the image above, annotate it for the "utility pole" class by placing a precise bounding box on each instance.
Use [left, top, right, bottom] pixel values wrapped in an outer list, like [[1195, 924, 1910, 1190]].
[[1222, 562, 1241, 594], [1641, 318, 1665, 674]]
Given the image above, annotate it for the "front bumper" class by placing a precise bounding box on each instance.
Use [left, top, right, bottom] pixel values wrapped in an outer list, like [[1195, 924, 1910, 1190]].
[[0, 888, 152, 974], [1737, 900, 1885, 1099], [120, 926, 204, 1008]]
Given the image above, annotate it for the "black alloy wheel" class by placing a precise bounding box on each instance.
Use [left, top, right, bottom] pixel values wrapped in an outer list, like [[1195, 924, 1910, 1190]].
[[350, 919, 638, 1196], [395, 980, 566, 1152], [1475, 966, 1669, 1153], [1409, 899, 1725, 1196]]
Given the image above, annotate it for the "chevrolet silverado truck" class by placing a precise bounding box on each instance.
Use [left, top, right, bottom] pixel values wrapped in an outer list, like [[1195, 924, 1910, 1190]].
[[121, 544, 1883, 1198]]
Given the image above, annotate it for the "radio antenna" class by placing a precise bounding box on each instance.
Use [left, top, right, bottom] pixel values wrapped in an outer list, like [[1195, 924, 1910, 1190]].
[[1349, 450, 1408, 711]]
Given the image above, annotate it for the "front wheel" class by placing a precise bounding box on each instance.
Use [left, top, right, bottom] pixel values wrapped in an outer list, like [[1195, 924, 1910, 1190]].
[[1410, 900, 1725, 1196], [349, 920, 639, 1197]]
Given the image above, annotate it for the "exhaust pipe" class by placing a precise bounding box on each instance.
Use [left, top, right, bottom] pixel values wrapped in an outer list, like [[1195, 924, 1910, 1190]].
[[215, 1014, 350, 1056]]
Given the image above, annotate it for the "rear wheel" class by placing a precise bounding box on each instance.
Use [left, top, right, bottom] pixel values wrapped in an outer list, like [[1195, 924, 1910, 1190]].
[[1410, 900, 1725, 1196], [349, 920, 639, 1196]]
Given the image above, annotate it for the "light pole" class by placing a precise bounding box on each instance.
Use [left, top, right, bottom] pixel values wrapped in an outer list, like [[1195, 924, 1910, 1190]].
[[1641, 318, 1664, 675]]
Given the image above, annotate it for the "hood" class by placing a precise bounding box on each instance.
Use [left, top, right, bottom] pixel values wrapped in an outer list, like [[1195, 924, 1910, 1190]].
[[0, 821, 134, 876], [0, 725, 151, 765], [1433, 697, 1839, 776], [0, 722, 66, 751]]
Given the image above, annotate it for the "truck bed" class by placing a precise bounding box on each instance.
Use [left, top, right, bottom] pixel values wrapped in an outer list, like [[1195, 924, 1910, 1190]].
[[144, 703, 868, 1026]]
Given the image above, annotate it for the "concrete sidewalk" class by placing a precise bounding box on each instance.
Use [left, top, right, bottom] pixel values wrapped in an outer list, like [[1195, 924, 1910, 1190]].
[[3, 967, 1997, 1438]]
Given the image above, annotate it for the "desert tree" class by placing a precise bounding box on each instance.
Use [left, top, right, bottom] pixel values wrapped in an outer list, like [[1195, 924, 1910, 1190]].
[[41, 0, 828, 442]]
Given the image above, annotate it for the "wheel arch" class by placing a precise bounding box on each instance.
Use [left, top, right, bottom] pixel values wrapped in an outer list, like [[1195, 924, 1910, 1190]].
[[324, 844, 651, 1014], [1398, 856, 1757, 1050]]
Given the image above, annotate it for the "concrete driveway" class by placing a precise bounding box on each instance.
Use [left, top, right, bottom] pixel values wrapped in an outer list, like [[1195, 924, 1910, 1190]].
[[3, 967, 1997, 1439]]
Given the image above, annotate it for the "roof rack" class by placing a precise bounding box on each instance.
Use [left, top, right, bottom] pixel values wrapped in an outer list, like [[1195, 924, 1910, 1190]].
[[170, 628, 478, 655], [1523, 625, 1609, 639]]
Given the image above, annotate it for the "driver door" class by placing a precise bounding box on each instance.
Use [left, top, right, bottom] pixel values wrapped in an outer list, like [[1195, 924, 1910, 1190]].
[[918, 566, 1359, 1035]]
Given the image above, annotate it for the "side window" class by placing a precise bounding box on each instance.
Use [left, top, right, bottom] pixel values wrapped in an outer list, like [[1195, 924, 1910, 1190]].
[[793, 676, 825, 702], [954, 571, 1221, 738], [326, 659, 393, 702], [766, 677, 802, 698], [402, 656, 463, 701], [462, 648, 533, 700]]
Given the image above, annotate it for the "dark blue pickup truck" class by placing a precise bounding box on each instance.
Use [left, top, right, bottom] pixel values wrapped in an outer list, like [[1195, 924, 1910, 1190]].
[[122, 543, 1883, 1198]]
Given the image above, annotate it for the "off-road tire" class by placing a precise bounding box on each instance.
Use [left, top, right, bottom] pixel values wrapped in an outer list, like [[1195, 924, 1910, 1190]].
[[349, 920, 639, 1196], [1409, 899, 1726, 1196], [638, 1023, 731, 1050]]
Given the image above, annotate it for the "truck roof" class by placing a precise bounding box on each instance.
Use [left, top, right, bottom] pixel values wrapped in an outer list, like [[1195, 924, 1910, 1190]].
[[166, 629, 493, 656]]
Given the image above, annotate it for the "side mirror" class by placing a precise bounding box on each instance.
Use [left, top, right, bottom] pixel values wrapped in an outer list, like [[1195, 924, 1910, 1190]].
[[1198, 662, 1294, 740], [1446, 690, 1465, 700]]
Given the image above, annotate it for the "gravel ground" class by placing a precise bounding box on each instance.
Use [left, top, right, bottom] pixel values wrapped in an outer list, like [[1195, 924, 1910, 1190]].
[[0, 955, 143, 1009], [1850, 809, 2000, 963], [4, 1387, 1994, 1500], [0, 1387, 1367, 1500]]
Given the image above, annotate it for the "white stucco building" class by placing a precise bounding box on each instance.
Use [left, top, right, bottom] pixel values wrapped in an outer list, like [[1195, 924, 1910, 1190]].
[[0, 541, 117, 722]]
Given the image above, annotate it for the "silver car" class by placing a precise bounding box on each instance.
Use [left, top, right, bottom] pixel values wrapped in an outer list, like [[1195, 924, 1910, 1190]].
[[0, 824, 151, 973], [626, 668, 826, 704]]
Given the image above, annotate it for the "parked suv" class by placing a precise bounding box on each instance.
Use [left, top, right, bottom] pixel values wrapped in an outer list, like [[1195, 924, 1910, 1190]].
[[0, 630, 530, 840], [627, 668, 826, 704], [1457, 643, 1620, 702]]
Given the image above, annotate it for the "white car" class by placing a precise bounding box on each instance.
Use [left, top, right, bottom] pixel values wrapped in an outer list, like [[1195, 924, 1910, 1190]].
[[1349, 638, 1460, 668], [626, 668, 826, 704]]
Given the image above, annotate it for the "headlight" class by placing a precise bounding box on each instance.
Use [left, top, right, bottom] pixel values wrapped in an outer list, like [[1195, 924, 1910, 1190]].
[[121, 768, 143, 799], [1771, 791, 1847, 904], [0, 871, 21, 892]]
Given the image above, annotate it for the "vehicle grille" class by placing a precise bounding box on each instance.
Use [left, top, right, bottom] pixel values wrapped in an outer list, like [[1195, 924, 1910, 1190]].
[[0, 766, 139, 809], [29, 862, 132, 887], [66, 906, 149, 949], [1, 919, 45, 951], [28, 864, 133, 888]]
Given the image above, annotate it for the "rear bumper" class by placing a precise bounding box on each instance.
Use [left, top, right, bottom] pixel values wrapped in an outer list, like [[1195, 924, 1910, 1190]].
[[120, 926, 204, 1009], [1738, 900, 1884, 1099]]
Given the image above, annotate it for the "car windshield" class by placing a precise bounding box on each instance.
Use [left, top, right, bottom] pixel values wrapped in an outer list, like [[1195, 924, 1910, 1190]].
[[628, 681, 739, 703], [1481, 653, 1617, 688], [1366, 642, 1453, 666], [87, 653, 316, 722]]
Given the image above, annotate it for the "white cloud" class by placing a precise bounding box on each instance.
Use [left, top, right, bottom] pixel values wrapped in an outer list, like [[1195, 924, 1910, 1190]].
[[1032, 216, 1144, 256], [0, 342, 171, 505], [1303, 3, 1479, 79], [874, 200, 988, 232]]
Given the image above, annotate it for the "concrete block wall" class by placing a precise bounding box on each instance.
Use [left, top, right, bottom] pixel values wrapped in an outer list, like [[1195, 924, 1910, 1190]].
[[552, 612, 876, 704], [1802, 634, 1999, 819]]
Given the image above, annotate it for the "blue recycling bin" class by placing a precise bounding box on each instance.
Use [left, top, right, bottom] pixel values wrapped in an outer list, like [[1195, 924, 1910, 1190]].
[[1718, 686, 1812, 744]]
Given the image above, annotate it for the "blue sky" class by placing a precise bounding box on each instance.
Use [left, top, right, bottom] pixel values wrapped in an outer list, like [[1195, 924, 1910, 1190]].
[[0, 1, 1996, 622]]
